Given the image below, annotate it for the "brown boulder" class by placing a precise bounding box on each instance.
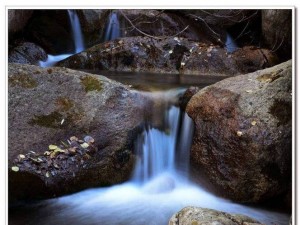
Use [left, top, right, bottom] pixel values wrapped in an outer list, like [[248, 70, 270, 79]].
[[8, 63, 152, 202], [57, 36, 278, 76], [186, 60, 292, 202]]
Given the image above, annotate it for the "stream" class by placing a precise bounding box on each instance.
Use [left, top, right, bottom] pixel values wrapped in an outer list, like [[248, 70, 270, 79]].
[[9, 78, 290, 225], [10, 9, 290, 225]]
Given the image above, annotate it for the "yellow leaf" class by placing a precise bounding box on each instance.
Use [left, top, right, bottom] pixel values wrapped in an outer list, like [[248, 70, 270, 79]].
[[11, 166, 19, 172], [81, 143, 89, 148], [44, 151, 51, 156], [49, 145, 57, 150]]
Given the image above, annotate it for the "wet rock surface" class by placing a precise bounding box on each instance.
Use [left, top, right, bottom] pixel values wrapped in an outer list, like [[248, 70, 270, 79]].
[[57, 36, 278, 76], [186, 60, 292, 203], [8, 63, 152, 202], [169, 206, 263, 225], [8, 42, 47, 65]]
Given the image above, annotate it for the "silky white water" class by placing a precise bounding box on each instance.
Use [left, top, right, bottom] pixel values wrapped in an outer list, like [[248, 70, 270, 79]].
[[39, 10, 84, 67], [104, 11, 121, 41], [14, 90, 289, 225], [225, 33, 238, 53]]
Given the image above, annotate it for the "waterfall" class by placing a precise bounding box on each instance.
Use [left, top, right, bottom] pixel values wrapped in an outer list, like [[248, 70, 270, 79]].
[[225, 33, 238, 53], [68, 9, 85, 53], [104, 11, 121, 41], [39, 10, 84, 67], [14, 89, 290, 225], [133, 101, 193, 187]]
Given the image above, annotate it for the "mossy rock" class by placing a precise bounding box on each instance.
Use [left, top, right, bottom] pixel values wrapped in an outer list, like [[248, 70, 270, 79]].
[[80, 75, 103, 92]]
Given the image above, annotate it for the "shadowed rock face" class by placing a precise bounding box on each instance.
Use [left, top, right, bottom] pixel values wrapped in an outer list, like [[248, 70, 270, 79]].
[[8, 10, 33, 36], [8, 42, 47, 65], [169, 206, 262, 225], [262, 9, 292, 62], [8, 63, 153, 202], [57, 36, 278, 76], [186, 60, 292, 203]]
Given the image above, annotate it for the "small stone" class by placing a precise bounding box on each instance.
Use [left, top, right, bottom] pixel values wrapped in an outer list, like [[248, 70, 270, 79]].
[[251, 121, 257, 126], [84, 136, 95, 144], [207, 53, 212, 57], [246, 90, 253, 93], [18, 154, 26, 159], [169, 50, 173, 54], [45, 171, 50, 178]]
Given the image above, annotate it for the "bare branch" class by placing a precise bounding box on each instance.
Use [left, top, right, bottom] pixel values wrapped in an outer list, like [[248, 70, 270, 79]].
[[119, 10, 189, 40], [188, 14, 220, 37]]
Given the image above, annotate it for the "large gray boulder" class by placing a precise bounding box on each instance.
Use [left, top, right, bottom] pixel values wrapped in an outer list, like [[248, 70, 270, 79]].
[[8, 63, 152, 202], [57, 36, 278, 76], [169, 206, 262, 225], [8, 42, 47, 65], [186, 60, 292, 203]]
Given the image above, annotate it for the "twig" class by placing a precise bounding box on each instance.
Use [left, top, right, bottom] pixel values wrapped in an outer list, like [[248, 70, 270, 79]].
[[120, 10, 189, 40], [188, 14, 220, 37]]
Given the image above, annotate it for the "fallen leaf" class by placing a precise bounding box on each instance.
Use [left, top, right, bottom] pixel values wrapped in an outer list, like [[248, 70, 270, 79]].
[[81, 143, 89, 148], [11, 166, 19, 172], [37, 157, 44, 162], [44, 151, 51, 156], [53, 163, 59, 169], [19, 154, 25, 159], [49, 145, 58, 150], [70, 136, 78, 142], [54, 148, 65, 153], [237, 131, 243, 136], [84, 136, 95, 144], [50, 152, 57, 159]]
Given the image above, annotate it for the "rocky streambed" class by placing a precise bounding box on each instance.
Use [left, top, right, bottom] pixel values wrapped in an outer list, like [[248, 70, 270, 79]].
[[8, 8, 293, 225]]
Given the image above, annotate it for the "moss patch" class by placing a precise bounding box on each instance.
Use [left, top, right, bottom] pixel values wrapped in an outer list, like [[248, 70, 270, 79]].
[[269, 99, 292, 126], [9, 74, 38, 89], [80, 76, 102, 93], [29, 111, 63, 128], [55, 97, 74, 111], [256, 71, 281, 83]]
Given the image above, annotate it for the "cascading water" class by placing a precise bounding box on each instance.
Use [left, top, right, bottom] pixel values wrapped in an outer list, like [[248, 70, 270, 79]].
[[225, 32, 238, 53], [104, 11, 121, 41], [39, 10, 85, 67], [68, 9, 85, 53], [9, 89, 289, 225]]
